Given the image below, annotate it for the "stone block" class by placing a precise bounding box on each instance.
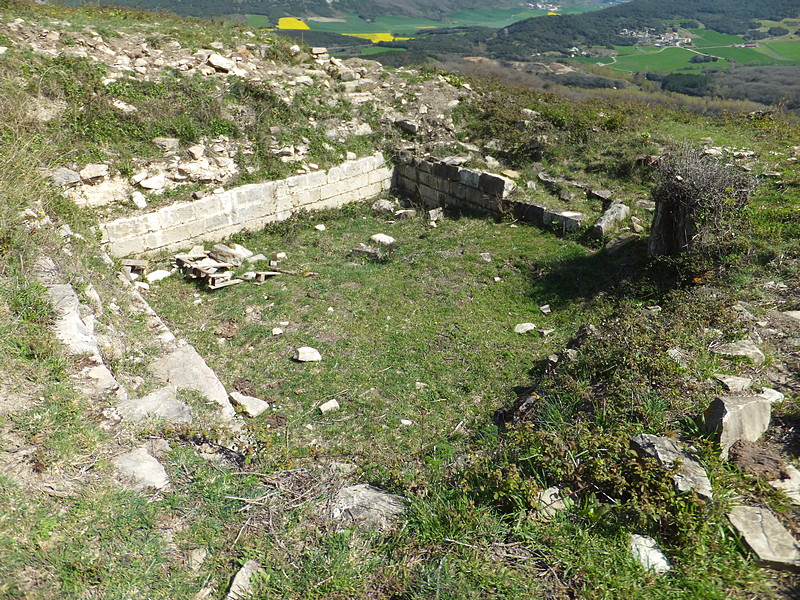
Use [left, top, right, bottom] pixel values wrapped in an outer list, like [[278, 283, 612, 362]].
[[479, 172, 509, 197], [204, 211, 233, 232], [369, 167, 392, 187], [108, 236, 146, 257], [459, 168, 481, 188], [327, 165, 343, 184], [417, 159, 434, 174], [509, 200, 546, 224], [704, 394, 771, 459], [306, 170, 327, 188], [549, 210, 588, 233], [292, 186, 323, 208], [433, 161, 460, 181]]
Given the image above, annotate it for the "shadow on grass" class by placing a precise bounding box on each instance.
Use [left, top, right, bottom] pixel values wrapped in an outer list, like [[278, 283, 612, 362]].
[[526, 237, 689, 306]]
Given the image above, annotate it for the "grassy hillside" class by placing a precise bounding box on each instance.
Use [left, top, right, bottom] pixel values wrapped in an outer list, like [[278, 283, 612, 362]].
[[1, 1, 800, 599]]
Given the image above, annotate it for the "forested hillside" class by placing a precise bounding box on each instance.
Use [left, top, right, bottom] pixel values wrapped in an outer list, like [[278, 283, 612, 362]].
[[60, 0, 531, 19], [486, 0, 800, 59]]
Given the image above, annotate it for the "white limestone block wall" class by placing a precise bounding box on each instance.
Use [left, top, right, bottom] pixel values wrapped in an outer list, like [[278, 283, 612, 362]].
[[100, 152, 392, 257]]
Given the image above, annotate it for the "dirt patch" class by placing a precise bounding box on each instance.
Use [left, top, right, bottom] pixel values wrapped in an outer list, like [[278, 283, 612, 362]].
[[729, 439, 789, 479]]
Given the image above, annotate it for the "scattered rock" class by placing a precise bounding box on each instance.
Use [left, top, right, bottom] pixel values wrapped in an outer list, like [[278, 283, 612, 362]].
[[631, 433, 713, 499], [372, 199, 397, 214], [152, 137, 180, 151], [131, 191, 148, 209], [479, 252, 492, 262], [226, 559, 263, 600], [330, 484, 405, 532], [704, 394, 771, 459], [630, 534, 671, 575], [150, 345, 235, 419], [116, 386, 193, 423], [605, 232, 640, 254], [208, 52, 235, 72], [189, 548, 208, 572], [535, 486, 569, 519], [51, 167, 81, 187], [319, 399, 340, 414], [370, 233, 395, 246], [714, 374, 753, 393], [230, 391, 270, 417], [114, 447, 169, 490], [351, 243, 381, 259], [395, 209, 417, 220], [539, 304, 551, 315], [728, 506, 800, 571], [79, 163, 109, 183], [294, 346, 322, 362], [209, 243, 252, 266], [590, 202, 629, 239], [514, 323, 537, 334], [711, 340, 766, 365], [314, 224, 326, 231]]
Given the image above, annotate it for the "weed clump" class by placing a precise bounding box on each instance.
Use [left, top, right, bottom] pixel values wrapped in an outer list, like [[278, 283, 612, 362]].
[[648, 144, 756, 257]]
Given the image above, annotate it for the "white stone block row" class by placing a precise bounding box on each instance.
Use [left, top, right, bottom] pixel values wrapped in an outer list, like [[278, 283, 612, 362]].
[[102, 153, 391, 256]]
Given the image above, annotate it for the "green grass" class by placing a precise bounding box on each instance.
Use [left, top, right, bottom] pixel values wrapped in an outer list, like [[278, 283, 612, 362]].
[[687, 29, 745, 48], [612, 48, 730, 73], [764, 40, 800, 61], [361, 46, 407, 56], [246, 13, 271, 29]]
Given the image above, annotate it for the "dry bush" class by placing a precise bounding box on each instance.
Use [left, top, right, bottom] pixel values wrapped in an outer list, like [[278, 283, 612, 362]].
[[648, 144, 756, 256]]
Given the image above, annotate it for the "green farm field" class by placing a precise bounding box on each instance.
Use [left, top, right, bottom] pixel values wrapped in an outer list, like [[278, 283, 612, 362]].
[[245, 6, 601, 40]]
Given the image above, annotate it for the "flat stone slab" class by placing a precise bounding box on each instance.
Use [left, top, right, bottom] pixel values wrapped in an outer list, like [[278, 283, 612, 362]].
[[728, 506, 800, 571], [711, 340, 765, 365], [514, 323, 537, 334], [631, 434, 713, 499], [330, 484, 405, 532], [226, 559, 263, 600], [116, 385, 192, 423], [370, 233, 395, 246], [114, 447, 169, 490], [704, 395, 771, 459], [150, 345, 235, 419], [630, 534, 671, 575], [47, 284, 102, 360], [229, 391, 270, 418]]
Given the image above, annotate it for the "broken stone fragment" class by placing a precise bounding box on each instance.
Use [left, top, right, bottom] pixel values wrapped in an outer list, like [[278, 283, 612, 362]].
[[630, 433, 713, 499], [131, 191, 148, 209], [113, 447, 169, 490], [294, 346, 321, 362], [370, 233, 395, 246], [229, 391, 270, 417], [152, 137, 180, 151], [711, 339, 765, 365], [514, 323, 536, 334], [51, 167, 81, 187], [79, 163, 109, 183], [704, 394, 771, 459], [208, 243, 251, 266], [535, 486, 569, 519], [714, 374, 753, 393], [630, 534, 671, 575], [226, 559, 263, 600], [728, 506, 800, 571], [207, 52, 235, 72], [330, 484, 405, 532], [590, 202, 630, 239], [372, 199, 396, 214], [319, 399, 340, 414]]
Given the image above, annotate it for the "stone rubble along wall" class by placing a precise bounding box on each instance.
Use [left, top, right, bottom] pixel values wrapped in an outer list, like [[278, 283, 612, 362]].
[[101, 152, 392, 257]]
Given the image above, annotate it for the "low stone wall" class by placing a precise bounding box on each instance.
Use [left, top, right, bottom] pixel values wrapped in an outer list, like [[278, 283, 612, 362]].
[[394, 157, 588, 232], [101, 152, 392, 257], [394, 157, 516, 214]]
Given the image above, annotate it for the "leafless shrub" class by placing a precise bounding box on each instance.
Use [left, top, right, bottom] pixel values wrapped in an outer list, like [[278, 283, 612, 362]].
[[648, 144, 756, 255]]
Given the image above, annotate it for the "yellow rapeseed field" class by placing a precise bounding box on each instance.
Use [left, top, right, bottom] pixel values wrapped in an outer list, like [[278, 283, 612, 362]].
[[276, 17, 310, 30]]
